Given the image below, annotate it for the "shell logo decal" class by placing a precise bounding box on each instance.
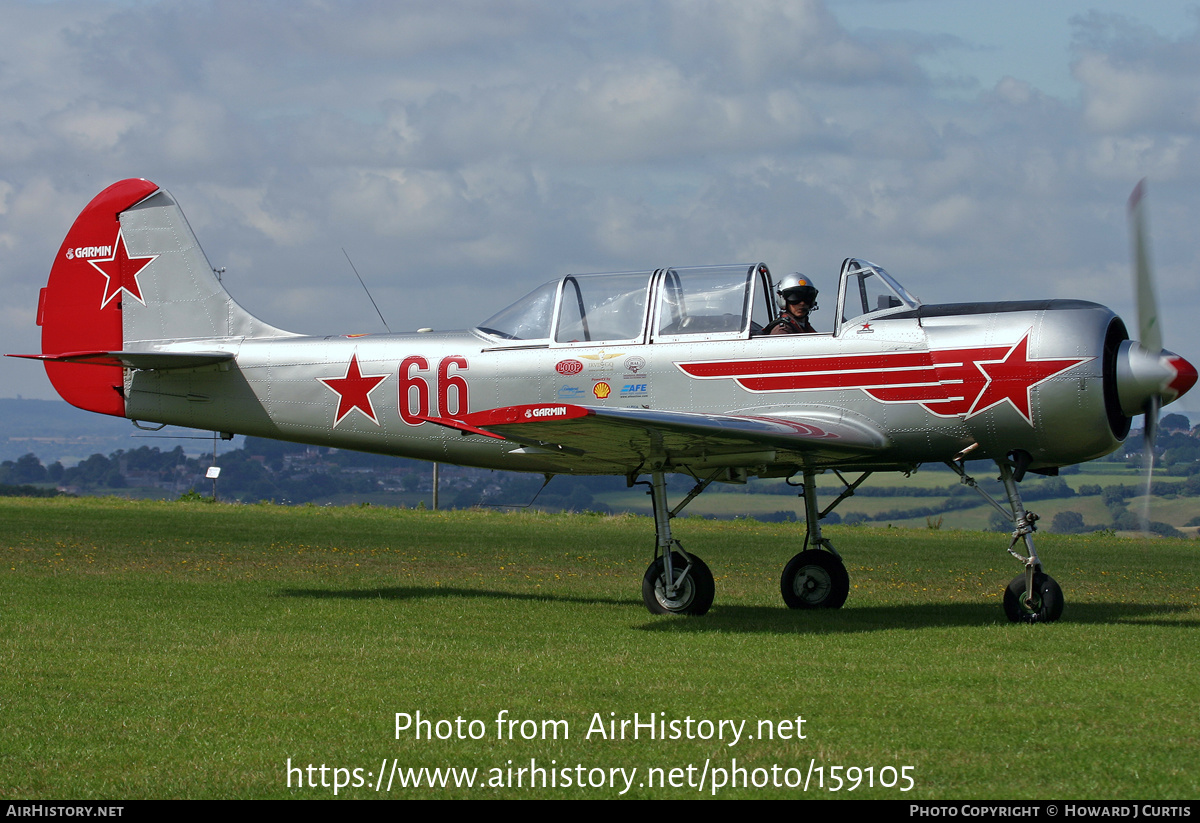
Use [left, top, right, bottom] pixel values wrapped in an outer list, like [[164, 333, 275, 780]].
[[592, 382, 611, 399]]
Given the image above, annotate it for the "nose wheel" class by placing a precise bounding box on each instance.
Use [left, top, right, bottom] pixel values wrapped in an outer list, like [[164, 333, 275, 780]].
[[949, 455, 1067, 624], [1003, 570, 1063, 624]]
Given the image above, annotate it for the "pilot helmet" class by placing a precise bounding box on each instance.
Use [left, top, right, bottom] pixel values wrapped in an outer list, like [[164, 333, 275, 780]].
[[775, 273, 819, 311]]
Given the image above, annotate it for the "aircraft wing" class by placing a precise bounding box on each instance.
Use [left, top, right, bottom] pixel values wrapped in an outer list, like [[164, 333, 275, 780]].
[[424, 403, 889, 473]]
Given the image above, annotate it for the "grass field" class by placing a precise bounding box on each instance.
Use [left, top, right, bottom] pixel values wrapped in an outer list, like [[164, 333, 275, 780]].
[[2, 497, 1198, 799]]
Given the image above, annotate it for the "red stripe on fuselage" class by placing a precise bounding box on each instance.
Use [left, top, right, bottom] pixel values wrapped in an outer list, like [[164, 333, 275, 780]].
[[678, 335, 1089, 422], [679, 350, 934, 378]]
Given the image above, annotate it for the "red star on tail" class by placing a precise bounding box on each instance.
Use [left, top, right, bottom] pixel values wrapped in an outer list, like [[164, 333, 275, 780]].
[[88, 229, 158, 308], [319, 354, 388, 426]]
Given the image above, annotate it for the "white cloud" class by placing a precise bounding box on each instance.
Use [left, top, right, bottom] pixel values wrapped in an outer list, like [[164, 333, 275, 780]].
[[666, 0, 924, 88], [1075, 52, 1197, 133], [1072, 12, 1200, 134], [199, 184, 317, 246], [43, 102, 146, 152]]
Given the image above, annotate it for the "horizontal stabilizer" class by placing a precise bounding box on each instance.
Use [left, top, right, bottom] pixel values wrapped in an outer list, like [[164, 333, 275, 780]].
[[9, 350, 234, 371]]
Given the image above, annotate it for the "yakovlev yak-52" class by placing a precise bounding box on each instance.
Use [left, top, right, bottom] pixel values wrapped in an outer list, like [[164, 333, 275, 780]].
[[11, 179, 1197, 622]]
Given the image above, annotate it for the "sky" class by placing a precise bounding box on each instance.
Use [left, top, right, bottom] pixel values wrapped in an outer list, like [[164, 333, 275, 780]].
[[2, 0, 1198, 419]]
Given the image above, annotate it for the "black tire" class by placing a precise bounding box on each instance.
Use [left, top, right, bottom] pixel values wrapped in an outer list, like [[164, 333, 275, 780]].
[[1003, 572, 1064, 623], [781, 550, 849, 609], [641, 552, 715, 616]]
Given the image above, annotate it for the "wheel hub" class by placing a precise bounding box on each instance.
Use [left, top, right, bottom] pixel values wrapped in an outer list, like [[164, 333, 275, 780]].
[[780, 549, 850, 610], [656, 572, 694, 610], [796, 567, 831, 602]]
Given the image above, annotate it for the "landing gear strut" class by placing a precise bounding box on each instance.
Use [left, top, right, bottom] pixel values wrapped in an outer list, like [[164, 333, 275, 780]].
[[637, 467, 861, 614], [949, 453, 1064, 623], [639, 471, 715, 615], [780, 468, 852, 609]]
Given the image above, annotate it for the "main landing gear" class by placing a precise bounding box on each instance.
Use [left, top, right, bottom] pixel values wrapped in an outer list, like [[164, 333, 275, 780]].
[[779, 468, 854, 610], [639, 471, 715, 615], [949, 452, 1064, 624], [638, 467, 860, 615]]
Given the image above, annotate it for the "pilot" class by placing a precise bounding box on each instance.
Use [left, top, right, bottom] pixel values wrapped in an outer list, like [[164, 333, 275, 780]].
[[765, 273, 818, 334]]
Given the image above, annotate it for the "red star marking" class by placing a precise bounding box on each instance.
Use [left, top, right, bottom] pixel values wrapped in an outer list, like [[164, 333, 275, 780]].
[[88, 229, 158, 308], [967, 332, 1090, 424], [319, 354, 388, 426], [678, 329, 1091, 427]]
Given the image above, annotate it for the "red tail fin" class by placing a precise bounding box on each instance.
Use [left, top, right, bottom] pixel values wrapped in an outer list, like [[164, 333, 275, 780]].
[[38, 179, 160, 416]]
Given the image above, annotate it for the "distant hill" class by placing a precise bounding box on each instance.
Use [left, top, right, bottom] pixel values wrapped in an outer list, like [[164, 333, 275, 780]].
[[0, 398, 240, 465]]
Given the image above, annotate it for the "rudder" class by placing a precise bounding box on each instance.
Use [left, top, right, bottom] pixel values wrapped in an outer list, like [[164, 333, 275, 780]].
[[39, 179, 160, 416]]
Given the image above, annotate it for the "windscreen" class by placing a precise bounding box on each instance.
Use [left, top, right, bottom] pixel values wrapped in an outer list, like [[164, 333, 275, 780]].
[[476, 280, 558, 340]]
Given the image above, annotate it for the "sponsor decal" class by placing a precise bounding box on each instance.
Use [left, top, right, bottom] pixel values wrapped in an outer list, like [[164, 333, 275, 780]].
[[623, 356, 646, 374], [557, 385, 587, 399], [66, 245, 114, 261], [555, 359, 584, 376], [620, 382, 649, 397], [580, 350, 623, 371], [580, 350, 623, 362], [857, 322, 873, 334], [592, 382, 611, 399], [524, 406, 570, 419]]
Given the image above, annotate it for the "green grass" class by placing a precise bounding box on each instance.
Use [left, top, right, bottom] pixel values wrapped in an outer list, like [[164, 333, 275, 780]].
[[1, 497, 1197, 799]]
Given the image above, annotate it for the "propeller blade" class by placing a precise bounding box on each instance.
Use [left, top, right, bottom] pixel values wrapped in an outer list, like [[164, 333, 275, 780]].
[[1129, 178, 1162, 355], [1129, 179, 1163, 536]]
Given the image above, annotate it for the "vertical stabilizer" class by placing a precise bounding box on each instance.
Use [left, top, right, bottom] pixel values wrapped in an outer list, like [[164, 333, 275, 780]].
[[118, 187, 290, 344], [37, 178, 292, 417]]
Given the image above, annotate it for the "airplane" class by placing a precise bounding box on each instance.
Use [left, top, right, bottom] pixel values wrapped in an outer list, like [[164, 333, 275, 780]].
[[10, 178, 1196, 622]]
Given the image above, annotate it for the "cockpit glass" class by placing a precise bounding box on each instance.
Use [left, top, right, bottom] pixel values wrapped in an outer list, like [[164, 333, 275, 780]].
[[479, 264, 762, 344], [476, 280, 558, 340], [840, 261, 920, 325], [554, 272, 651, 343], [655, 266, 751, 337]]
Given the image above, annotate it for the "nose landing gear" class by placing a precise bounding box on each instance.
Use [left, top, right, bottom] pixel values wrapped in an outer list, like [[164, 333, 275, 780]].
[[950, 453, 1065, 624]]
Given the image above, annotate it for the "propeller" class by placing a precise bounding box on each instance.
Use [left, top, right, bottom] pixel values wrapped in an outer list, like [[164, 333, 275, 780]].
[[1125, 180, 1194, 532]]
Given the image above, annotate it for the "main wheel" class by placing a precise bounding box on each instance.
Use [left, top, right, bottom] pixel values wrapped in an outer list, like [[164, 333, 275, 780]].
[[1003, 572, 1064, 623], [781, 550, 849, 609], [642, 552, 715, 616]]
